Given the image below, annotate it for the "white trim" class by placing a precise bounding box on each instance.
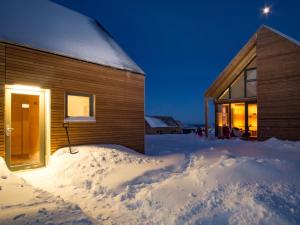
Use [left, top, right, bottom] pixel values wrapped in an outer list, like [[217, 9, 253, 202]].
[[64, 117, 96, 123]]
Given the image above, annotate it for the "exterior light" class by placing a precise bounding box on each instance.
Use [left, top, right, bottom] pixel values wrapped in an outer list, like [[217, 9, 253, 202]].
[[6, 84, 41, 92]]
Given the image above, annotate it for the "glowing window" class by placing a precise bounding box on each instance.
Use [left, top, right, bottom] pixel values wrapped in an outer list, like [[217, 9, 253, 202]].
[[231, 103, 245, 131], [217, 104, 229, 126], [65, 92, 95, 121]]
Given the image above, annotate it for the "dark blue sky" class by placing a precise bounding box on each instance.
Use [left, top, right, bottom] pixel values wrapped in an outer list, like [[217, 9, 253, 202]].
[[53, 0, 300, 124]]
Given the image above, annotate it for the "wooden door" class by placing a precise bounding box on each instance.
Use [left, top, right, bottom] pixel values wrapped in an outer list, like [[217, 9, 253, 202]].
[[10, 94, 40, 166]]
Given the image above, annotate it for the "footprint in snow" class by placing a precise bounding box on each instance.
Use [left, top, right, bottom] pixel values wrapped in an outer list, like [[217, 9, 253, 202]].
[[189, 193, 197, 197], [220, 158, 236, 167], [13, 213, 26, 220]]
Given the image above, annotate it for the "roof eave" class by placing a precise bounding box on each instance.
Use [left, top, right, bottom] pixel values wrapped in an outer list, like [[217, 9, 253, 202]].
[[0, 40, 145, 76]]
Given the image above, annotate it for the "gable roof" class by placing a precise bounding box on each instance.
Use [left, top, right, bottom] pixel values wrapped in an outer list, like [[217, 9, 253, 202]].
[[145, 116, 179, 128], [205, 25, 300, 98], [0, 0, 144, 75]]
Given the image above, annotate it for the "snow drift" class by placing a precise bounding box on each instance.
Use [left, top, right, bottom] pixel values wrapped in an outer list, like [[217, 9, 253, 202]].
[[1, 135, 300, 224], [0, 157, 94, 225]]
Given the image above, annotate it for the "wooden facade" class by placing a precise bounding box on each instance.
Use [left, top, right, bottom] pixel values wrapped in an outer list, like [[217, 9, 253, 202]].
[[0, 42, 145, 158], [257, 27, 300, 140], [205, 25, 300, 141]]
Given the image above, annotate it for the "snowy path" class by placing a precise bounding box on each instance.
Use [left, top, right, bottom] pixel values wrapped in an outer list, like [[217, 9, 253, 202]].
[[1, 134, 300, 224], [0, 158, 95, 225]]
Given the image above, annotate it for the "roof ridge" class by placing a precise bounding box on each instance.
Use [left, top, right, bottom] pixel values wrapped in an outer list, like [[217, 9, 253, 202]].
[[260, 25, 300, 46], [0, 0, 144, 74]]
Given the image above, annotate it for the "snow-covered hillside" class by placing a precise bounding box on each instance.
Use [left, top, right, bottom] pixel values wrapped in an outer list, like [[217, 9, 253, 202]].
[[1, 134, 300, 224]]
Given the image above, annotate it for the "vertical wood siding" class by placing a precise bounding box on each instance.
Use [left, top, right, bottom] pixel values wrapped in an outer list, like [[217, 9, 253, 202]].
[[257, 28, 300, 140], [0, 43, 144, 157], [0, 44, 5, 157]]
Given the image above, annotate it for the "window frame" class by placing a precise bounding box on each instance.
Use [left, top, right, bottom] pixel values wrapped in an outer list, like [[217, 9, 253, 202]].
[[64, 91, 96, 122], [245, 68, 257, 98], [217, 67, 257, 100]]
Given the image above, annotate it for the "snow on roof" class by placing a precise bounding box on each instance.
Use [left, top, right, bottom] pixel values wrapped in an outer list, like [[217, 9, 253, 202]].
[[262, 25, 300, 46], [0, 0, 144, 74], [145, 116, 172, 128]]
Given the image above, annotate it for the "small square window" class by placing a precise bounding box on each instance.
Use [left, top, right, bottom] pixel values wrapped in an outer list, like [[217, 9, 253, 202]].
[[65, 92, 95, 122]]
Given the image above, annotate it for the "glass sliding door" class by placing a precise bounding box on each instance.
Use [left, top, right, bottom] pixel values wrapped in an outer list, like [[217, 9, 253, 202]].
[[248, 103, 257, 137], [217, 104, 230, 137], [216, 102, 257, 138], [231, 103, 245, 132]]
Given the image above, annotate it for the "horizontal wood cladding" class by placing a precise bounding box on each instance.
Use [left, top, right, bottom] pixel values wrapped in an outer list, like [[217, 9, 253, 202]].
[[3, 43, 145, 154], [257, 27, 300, 140], [0, 44, 5, 158]]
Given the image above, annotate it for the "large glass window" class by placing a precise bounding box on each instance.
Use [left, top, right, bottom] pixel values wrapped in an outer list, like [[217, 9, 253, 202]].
[[248, 103, 257, 137], [231, 103, 245, 131], [230, 74, 245, 99], [65, 92, 95, 122], [217, 104, 229, 127], [246, 69, 257, 97], [218, 68, 257, 100]]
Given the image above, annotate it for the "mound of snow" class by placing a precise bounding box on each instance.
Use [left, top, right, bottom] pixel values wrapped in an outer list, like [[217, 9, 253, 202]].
[[15, 135, 300, 224], [0, 157, 94, 225]]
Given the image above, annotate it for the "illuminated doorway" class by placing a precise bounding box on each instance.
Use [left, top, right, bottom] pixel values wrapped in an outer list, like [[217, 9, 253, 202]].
[[5, 85, 50, 170]]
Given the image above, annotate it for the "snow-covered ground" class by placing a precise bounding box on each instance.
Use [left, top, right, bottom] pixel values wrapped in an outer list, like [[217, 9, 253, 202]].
[[1, 134, 300, 224]]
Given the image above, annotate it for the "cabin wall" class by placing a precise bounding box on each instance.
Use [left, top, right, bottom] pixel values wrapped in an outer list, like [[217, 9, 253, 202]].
[[257, 28, 300, 140], [2, 43, 145, 154], [0, 44, 5, 157]]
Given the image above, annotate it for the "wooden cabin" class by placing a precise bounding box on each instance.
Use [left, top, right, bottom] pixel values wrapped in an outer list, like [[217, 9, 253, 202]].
[[0, 0, 145, 170], [205, 25, 300, 140], [145, 116, 182, 134]]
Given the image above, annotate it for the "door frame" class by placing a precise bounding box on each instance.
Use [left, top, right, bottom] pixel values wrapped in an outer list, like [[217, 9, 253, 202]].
[[5, 85, 50, 170]]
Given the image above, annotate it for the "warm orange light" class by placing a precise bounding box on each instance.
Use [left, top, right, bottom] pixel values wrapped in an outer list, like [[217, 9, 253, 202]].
[[6, 84, 41, 92], [248, 104, 257, 137], [231, 103, 245, 130], [67, 95, 90, 117]]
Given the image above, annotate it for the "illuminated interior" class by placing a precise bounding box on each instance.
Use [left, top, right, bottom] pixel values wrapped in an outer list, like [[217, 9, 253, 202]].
[[248, 103, 257, 137], [11, 94, 40, 166], [231, 103, 245, 131], [5, 84, 51, 169], [67, 95, 90, 117], [217, 104, 229, 126]]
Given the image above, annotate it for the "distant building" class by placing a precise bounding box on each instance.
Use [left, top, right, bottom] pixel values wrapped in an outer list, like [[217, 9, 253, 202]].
[[176, 121, 197, 134], [145, 116, 182, 134], [204, 25, 300, 140]]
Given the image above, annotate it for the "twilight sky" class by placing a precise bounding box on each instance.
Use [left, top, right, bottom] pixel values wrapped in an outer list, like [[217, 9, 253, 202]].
[[52, 0, 300, 124]]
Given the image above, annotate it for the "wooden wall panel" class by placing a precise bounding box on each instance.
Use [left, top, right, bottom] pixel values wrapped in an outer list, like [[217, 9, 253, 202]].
[[257, 27, 300, 140], [0, 44, 5, 158], [3, 43, 145, 154]]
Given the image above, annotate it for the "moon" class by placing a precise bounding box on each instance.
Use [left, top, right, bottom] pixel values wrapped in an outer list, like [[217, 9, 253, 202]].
[[262, 6, 271, 15]]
